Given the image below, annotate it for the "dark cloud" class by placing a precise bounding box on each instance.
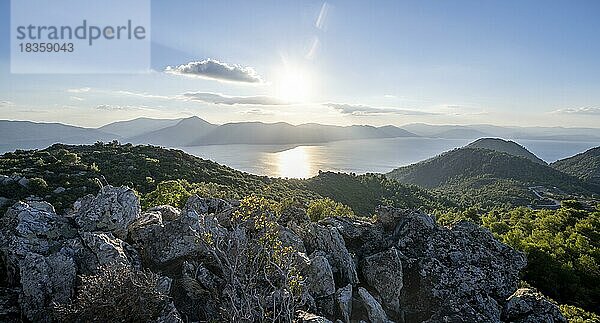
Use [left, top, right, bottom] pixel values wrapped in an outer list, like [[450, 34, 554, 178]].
[[325, 103, 436, 116], [165, 59, 262, 83], [183, 92, 285, 105]]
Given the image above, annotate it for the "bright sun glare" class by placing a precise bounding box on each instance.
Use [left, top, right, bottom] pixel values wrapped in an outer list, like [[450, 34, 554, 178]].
[[275, 64, 312, 103]]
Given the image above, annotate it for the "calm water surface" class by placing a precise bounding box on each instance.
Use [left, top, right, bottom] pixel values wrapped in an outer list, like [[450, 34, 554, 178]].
[[179, 137, 599, 179]]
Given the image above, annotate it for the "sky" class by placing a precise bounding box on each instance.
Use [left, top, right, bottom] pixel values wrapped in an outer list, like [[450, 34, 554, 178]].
[[1, 0, 600, 128]]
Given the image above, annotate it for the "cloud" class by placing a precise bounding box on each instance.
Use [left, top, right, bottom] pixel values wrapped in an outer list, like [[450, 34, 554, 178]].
[[183, 92, 286, 105], [67, 87, 91, 93], [0, 100, 13, 107], [552, 107, 600, 115], [240, 108, 275, 116], [70, 96, 85, 101], [95, 104, 154, 111], [325, 103, 436, 116], [165, 59, 262, 83]]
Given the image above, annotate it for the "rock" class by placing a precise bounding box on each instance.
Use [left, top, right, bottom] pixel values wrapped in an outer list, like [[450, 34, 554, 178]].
[[0, 197, 10, 208], [148, 205, 181, 221], [503, 288, 567, 323], [19, 250, 76, 322], [52, 187, 66, 194], [74, 185, 140, 239], [297, 223, 359, 286], [361, 248, 403, 312], [153, 301, 184, 323], [297, 310, 334, 323], [81, 231, 139, 269], [357, 287, 388, 323], [129, 203, 203, 265], [321, 217, 389, 258], [17, 177, 29, 188], [184, 195, 232, 217], [0, 175, 9, 185], [395, 215, 526, 322], [335, 284, 352, 323], [305, 255, 336, 298], [0, 287, 20, 322]]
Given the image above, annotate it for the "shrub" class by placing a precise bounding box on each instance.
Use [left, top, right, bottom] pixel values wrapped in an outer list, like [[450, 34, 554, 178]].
[[53, 265, 170, 322], [307, 197, 354, 222], [198, 196, 303, 322]]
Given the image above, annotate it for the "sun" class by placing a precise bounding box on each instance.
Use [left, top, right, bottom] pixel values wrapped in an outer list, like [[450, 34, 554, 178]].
[[274, 64, 313, 103]]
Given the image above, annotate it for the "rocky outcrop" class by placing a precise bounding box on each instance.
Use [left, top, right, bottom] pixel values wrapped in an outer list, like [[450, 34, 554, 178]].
[[503, 288, 567, 323], [73, 185, 140, 239], [0, 186, 567, 322]]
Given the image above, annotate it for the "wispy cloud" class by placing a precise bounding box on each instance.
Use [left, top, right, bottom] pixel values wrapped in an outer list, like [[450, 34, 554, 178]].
[[95, 104, 155, 111], [165, 59, 263, 83], [240, 108, 275, 116], [70, 96, 85, 101], [183, 92, 286, 105], [0, 100, 14, 107], [325, 103, 436, 116], [552, 107, 600, 115], [66, 87, 91, 93]]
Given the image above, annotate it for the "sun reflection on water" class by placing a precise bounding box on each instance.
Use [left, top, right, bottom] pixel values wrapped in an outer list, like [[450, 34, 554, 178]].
[[275, 146, 313, 178]]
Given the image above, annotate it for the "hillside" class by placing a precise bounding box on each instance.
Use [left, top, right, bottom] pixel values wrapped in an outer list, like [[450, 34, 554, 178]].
[[552, 146, 600, 186], [466, 138, 546, 164], [0, 143, 443, 215], [387, 147, 595, 209]]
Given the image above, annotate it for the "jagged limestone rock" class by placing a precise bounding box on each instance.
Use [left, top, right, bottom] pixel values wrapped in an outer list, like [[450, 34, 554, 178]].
[[357, 287, 388, 323], [335, 284, 352, 323], [361, 247, 403, 312], [73, 185, 140, 239], [81, 231, 138, 269], [305, 255, 336, 298], [297, 223, 359, 286], [503, 288, 567, 323]]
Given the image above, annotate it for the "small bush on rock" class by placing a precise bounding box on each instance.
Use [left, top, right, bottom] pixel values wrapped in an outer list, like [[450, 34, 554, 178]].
[[53, 265, 170, 322], [307, 197, 354, 222], [198, 196, 303, 322]]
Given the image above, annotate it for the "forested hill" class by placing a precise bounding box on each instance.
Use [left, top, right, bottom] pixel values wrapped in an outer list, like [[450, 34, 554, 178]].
[[387, 147, 597, 209], [465, 137, 546, 164], [0, 142, 449, 215], [552, 146, 600, 187]]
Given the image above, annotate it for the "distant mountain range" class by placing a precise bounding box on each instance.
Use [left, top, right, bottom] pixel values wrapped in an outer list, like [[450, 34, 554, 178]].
[[1, 117, 599, 153], [403, 123, 600, 141]]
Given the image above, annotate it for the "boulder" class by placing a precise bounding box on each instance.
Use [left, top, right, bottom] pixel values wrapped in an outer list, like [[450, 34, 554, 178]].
[[73, 185, 140, 239], [81, 231, 139, 269], [395, 215, 526, 322], [305, 255, 336, 298], [335, 284, 352, 323], [503, 288, 567, 323], [357, 287, 388, 323], [361, 248, 403, 312], [297, 223, 359, 286]]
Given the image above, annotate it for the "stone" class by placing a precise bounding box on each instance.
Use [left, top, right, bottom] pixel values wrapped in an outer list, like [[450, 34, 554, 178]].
[[297, 310, 334, 323], [361, 248, 403, 312], [357, 287, 388, 323], [335, 284, 352, 323], [305, 255, 336, 298], [74, 185, 140, 239], [52, 187, 66, 194], [503, 288, 567, 323], [81, 231, 138, 269], [297, 223, 359, 286]]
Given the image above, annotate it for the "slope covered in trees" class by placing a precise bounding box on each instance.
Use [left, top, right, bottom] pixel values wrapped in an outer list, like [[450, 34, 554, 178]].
[[552, 146, 600, 187]]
